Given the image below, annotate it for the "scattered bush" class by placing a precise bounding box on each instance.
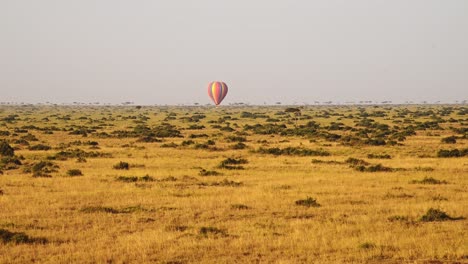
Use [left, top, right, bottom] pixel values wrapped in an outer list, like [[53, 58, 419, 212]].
[[345, 158, 369, 166], [231, 204, 250, 210], [354, 163, 393, 172], [26, 161, 59, 177], [199, 226, 227, 237], [49, 149, 112, 161], [419, 208, 463, 222], [66, 169, 83, 176], [311, 159, 342, 165], [202, 179, 243, 187], [367, 153, 392, 159], [295, 197, 321, 207], [410, 177, 447, 185], [0, 156, 22, 170], [80, 206, 119, 214], [258, 147, 330, 157], [0, 229, 47, 244], [346, 158, 393, 172], [230, 142, 247, 150], [181, 140, 195, 146], [226, 136, 247, 143], [113, 161, 129, 170], [160, 142, 178, 148], [199, 169, 221, 176], [218, 157, 248, 170], [441, 136, 457, 144], [437, 148, 468, 158], [387, 215, 410, 222], [116, 175, 155, 182], [137, 136, 162, 143], [29, 144, 52, 151], [358, 242, 376, 249], [0, 141, 14, 157]]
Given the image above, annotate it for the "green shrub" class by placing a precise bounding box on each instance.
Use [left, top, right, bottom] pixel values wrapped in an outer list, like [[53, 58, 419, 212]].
[[437, 148, 468, 158], [218, 157, 248, 170], [0, 229, 47, 244], [0, 141, 14, 157], [441, 136, 457, 144], [359, 242, 376, 249], [367, 153, 392, 159], [199, 226, 227, 237], [160, 142, 178, 148], [204, 179, 243, 187], [116, 175, 155, 182], [419, 208, 462, 222], [199, 169, 221, 176], [231, 204, 250, 210], [0, 156, 22, 170], [231, 142, 247, 149], [181, 140, 195, 146], [410, 177, 447, 185], [66, 169, 83, 176], [28, 161, 59, 177], [258, 147, 330, 157], [29, 144, 52, 151], [387, 215, 410, 222], [80, 206, 119, 214], [113, 161, 129, 170], [345, 158, 369, 166], [295, 197, 321, 207]]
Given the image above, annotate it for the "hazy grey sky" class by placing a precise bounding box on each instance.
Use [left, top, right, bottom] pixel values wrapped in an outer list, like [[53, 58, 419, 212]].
[[1, 1, 467, 105]]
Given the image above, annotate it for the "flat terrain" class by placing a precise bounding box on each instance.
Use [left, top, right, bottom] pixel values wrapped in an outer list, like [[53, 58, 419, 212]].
[[0, 105, 467, 263]]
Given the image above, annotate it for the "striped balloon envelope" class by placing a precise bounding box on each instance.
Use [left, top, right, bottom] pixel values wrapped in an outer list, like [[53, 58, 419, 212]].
[[207, 81, 228, 106]]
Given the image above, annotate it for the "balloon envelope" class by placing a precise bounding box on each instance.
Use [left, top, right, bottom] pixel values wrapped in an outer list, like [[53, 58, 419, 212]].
[[208, 82, 228, 106]]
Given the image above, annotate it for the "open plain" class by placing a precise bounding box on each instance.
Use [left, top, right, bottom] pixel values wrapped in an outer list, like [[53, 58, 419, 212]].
[[0, 104, 466, 263]]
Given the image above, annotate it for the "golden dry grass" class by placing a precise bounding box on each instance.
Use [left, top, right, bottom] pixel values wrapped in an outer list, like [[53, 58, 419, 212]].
[[0, 105, 467, 263]]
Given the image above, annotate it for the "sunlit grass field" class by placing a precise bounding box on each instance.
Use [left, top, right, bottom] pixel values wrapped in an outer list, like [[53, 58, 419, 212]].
[[0, 105, 466, 263]]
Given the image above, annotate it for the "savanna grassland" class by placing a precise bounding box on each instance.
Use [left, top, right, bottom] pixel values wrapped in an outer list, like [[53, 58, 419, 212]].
[[0, 104, 467, 264]]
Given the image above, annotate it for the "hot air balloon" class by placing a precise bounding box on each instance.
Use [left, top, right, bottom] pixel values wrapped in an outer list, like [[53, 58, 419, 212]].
[[208, 81, 228, 106]]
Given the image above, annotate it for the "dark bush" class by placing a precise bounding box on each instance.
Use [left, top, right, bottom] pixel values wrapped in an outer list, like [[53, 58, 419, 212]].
[[29, 144, 52, 151], [419, 208, 463, 222], [354, 163, 393, 172], [0, 229, 47, 244], [199, 169, 221, 176], [189, 134, 209, 138], [410, 177, 447, 185], [218, 157, 248, 170], [205, 179, 243, 187], [231, 142, 247, 150], [199, 226, 227, 237], [80, 206, 119, 214], [441, 136, 457, 144], [181, 140, 195, 146], [367, 153, 392, 159], [345, 158, 370, 166], [49, 149, 112, 161], [29, 161, 59, 177], [226, 136, 247, 143], [0, 141, 14, 157], [0, 156, 22, 170], [161, 142, 178, 148], [116, 175, 155, 182], [437, 148, 468, 158], [258, 147, 330, 157], [136, 136, 162, 143], [231, 204, 250, 210], [295, 197, 321, 207], [113, 161, 130, 170], [67, 169, 83, 176], [116, 176, 138, 182]]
